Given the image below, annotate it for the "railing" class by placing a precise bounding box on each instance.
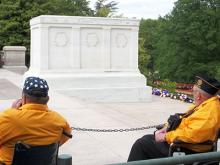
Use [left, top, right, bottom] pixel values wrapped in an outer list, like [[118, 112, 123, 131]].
[[109, 151, 220, 165]]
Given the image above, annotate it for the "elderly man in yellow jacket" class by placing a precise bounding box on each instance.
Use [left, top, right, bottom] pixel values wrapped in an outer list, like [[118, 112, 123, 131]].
[[0, 77, 72, 165], [128, 75, 220, 161]]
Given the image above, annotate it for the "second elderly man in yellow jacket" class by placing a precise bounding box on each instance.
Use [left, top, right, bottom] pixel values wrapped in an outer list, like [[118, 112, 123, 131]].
[[128, 75, 220, 161]]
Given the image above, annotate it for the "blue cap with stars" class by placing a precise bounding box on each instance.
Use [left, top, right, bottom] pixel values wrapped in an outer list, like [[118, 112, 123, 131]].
[[23, 77, 49, 97]]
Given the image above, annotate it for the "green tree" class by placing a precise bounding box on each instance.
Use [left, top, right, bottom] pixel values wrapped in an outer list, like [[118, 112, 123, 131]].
[[155, 0, 220, 82], [139, 19, 161, 82], [94, 0, 118, 17], [138, 37, 150, 80]]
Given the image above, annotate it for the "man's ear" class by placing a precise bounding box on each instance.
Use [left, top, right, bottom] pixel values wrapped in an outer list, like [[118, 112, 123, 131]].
[[197, 92, 202, 100], [46, 96, 49, 104]]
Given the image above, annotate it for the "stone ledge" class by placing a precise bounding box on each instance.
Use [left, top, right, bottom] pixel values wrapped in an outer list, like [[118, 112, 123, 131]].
[[30, 15, 140, 27], [3, 46, 26, 51]]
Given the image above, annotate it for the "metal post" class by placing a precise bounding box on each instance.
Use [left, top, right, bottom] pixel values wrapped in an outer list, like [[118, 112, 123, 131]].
[[109, 151, 220, 165], [58, 154, 72, 165]]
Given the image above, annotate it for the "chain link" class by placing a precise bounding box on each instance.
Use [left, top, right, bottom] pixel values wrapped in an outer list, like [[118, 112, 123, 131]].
[[71, 124, 164, 132]]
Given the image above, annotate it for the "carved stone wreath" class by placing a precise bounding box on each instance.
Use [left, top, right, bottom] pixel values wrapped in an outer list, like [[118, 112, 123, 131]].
[[86, 33, 99, 47], [54, 32, 68, 47], [116, 34, 128, 48]]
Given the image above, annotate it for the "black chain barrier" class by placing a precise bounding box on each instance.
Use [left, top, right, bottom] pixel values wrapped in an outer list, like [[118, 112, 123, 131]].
[[71, 124, 164, 132]]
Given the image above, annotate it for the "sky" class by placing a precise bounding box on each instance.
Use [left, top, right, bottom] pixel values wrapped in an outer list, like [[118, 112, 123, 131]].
[[89, 0, 177, 19]]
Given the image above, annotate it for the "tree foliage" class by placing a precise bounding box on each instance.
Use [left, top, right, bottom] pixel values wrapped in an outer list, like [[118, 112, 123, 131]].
[[138, 37, 150, 78], [139, 0, 220, 83], [157, 0, 220, 82], [139, 19, 160, 83], [94, 0, 118, 17]]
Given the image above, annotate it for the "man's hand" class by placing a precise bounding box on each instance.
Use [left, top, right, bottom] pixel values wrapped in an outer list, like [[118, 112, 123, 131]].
[[155, 128, 166, 142], [11, 99, 22, 109]]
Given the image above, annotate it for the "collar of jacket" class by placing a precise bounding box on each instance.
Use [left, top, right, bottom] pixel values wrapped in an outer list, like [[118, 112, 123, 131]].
[[18, 103, 49, 111], [197, 96, 219, 109]]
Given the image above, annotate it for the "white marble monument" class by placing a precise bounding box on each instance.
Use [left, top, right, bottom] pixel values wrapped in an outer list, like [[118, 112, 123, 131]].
[[3, 46, 27, 74], [24, 15, 151, 102]]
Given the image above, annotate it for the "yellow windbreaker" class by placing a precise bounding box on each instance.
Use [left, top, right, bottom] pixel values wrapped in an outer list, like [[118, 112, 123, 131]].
[[166, 96, 220, 145], [0, 104, 71, 165]]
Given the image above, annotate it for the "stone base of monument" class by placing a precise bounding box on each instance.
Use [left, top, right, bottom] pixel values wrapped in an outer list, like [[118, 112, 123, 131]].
[[3, 66, 27, 75], [58, 87, 151, 102], [24, 71, 152, 102]]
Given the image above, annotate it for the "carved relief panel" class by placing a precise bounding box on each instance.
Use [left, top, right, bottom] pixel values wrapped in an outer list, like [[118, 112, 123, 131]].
[[111, 29, 131, 70], [48, 27, 72, 69], [80, 28, 104, 69]]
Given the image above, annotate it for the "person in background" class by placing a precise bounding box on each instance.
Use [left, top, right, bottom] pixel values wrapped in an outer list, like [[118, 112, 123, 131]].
[[0, 77, 72, 165], [128, 75, 220, 161]]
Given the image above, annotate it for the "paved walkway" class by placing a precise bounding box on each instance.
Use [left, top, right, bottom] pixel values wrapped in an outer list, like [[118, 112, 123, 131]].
[[0, 69, 190, 165]]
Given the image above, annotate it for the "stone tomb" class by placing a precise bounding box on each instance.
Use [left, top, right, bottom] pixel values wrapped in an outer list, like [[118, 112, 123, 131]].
[[24, 15, 151, 102]]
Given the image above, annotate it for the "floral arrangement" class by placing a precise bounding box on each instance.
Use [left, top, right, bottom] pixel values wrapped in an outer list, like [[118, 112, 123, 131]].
[[152, 88, 194, 103]]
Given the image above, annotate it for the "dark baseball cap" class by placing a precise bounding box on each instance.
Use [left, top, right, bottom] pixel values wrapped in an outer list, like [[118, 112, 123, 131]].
[[23, 77, 49, 97], [195, 75, 220, 95]]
